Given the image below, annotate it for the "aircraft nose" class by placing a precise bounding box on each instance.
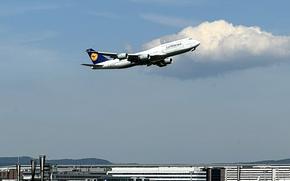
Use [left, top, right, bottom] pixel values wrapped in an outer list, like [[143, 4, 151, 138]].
[[190, 40, 200, 51], [195, 40, 200, 47]]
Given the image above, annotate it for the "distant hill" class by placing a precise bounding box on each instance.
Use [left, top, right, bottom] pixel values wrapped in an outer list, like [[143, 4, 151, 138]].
[[0, 157, 111, 166], [1, 157, 290, 166], [0, 157, 32, 166], [246, 158, 290, 164]]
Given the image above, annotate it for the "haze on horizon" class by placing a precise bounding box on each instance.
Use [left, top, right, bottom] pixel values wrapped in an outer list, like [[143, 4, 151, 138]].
[[0, 0, 290, 164]]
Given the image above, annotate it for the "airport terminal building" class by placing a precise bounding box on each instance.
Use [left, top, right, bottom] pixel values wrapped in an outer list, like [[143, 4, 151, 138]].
[[1, 164, 290, 181]]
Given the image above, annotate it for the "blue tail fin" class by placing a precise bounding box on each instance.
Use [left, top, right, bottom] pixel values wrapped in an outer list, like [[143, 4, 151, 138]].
[[86, 49, 109, 64]]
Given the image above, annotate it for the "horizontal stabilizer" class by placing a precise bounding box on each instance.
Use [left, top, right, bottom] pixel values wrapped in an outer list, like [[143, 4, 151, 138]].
[[81, 63, 95, 66], [81, 64, 103, 69]]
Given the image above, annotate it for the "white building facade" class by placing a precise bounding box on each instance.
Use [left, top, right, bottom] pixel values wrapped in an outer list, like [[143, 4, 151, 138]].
[[224, 166, 290, 181], [108, 166, 206, 181]]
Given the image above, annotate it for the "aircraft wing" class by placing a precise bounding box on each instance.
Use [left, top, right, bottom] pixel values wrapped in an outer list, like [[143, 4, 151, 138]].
[[96, 52, 140, 61], [127, 54, 165, 63], [97, 51, 118, 59], [96, 52, 139, 60], [88, 49, 166, 63], [148, 55, 165, 61], [95, 52, 163, 61]]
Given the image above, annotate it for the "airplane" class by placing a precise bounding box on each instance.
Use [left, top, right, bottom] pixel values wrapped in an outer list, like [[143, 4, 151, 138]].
[[82, 37, 200, 69]]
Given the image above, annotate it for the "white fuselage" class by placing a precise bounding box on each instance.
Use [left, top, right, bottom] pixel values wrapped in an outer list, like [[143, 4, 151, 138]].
[[96, 38, 199, 69]]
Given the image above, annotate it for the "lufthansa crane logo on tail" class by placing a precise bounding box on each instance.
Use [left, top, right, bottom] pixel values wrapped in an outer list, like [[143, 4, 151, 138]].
[[90, 53, 98, 62]]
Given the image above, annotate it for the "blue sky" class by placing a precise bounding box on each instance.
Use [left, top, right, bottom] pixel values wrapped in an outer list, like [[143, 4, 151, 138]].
[[0, 0, 290, 164]]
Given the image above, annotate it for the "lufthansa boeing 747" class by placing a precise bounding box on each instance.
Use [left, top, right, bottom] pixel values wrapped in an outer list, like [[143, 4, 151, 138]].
[[82, 38, 200, 69]]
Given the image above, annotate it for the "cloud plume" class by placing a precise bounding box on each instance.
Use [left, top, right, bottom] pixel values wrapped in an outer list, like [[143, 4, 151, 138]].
[[144, 20, 290, 79]]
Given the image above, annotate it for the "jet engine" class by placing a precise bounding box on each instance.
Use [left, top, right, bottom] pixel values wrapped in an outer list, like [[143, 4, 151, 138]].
[[164, 58, 172, 64], [138, 54, 150, 61], [117, 53, 128, 59]]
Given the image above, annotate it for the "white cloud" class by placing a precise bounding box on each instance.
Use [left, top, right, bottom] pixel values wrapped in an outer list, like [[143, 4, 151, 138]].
[[144, 20, 290, 79], [183, 20, 290, 60]]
